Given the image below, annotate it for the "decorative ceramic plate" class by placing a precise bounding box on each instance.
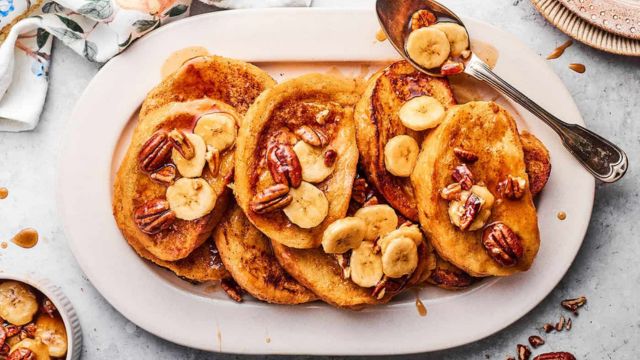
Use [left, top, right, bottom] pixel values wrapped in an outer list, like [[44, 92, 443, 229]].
[[58, 8, 595, 355], [532, 0, 640, 55]]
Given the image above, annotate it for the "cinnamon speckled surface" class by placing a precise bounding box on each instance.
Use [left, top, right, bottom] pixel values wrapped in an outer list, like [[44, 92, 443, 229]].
[[0, 0, 638, 358]]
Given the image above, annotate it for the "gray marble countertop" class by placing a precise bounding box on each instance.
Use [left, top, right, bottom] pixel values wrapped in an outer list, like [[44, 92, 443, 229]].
[[0, 0, 638, 358]]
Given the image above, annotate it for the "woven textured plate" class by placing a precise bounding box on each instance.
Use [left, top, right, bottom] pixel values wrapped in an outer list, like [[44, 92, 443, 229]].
[[558, 0, 640, 39], [532, 0, 640, 56]]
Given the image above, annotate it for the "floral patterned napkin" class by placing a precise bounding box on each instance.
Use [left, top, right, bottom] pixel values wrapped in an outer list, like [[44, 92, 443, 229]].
[[0, 0, 311, 131]]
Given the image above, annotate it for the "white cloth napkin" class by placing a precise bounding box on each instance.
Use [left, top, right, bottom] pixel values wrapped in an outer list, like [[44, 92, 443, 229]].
[[0, 0, 311, 131]]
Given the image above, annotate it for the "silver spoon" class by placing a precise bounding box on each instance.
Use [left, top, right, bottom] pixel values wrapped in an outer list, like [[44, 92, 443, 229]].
[[376, 0, 628, 183]]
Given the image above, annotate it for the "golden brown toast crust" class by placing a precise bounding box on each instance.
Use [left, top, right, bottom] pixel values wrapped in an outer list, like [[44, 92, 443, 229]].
[[114, 100, 236, 261], [411, 101, 540, 277], [235, 74, 360, 249], [214, 206, 317, 304], [140, 56, 276, 119], [520, 131, 552, 197], [355, 61, 456, 222]]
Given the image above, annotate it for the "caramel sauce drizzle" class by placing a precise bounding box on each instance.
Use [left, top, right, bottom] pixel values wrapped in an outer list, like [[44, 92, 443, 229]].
[[0, 187, 8, 199], [557, 211, 567, 220], [11, 228, 39, 248], [568, 63, 586, 74], [547, 40, 573, 60], [375, 28, 388, 42]]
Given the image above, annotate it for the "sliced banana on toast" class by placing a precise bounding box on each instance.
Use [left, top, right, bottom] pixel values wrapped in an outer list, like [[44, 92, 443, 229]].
[[354, 204, 398, 241], [166, 178, 217, 221], [283, 181, 329, 229], [321, 217, 366, 254], [293, 141, 335, 183], [350, 242, 384, 287], [0, 281, 38, 326], [194, 112, 238, 152], [398, 96, 446, 131], [384, 135, 420, 177], [171, 132, 207, 178]]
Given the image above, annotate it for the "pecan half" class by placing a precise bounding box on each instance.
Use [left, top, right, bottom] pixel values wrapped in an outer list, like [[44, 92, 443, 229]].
[[411, 9, 436, 30], [517, 344, 532, 360], [565, 318, 572, 330], [138, 131, 172, 172], [250, 184, 292, 214], [3, 325, 20, 338], [221, 278, 243, 302], [41, 298, 57, 317], [205, 146, 220, 176], [528, 335, 545, 348], [133, 199, 176, 235], [453, 147, 479, 163], [482, 222, 523, 266], [168, 129, 195, 160], [150, 164, 176, 185], [555, 315, 565, 331], [295, 125, 328, 147], [498, 175, 526, 199], [7, 348, 35, 360], [441, 61, 465, 76], [440, 183, 462, 201], [429, 267, 475, 289], [543, 323, 554, 333], [351, 178, 368, 204], [267, 143, 302, 188], [561, 296, 586, 315], [0, 326, 5, 348], [323, 149, 337, 167], [335, 252, 351, 279], [533, 353, 576, 360], [0, 343, 8, 356], [20, 323, 36, 339], [459, 193, 482, 231], [452, 164, 474, 190]]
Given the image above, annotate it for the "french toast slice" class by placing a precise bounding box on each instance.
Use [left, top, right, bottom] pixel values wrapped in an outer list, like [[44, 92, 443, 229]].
[[114, 99, 237, 261], [355, 61, 456, 222], [213, 206, 317, 304], [412, 101, 540, 277], [235, 74, 360, 249], [271, 239, 433, 309], [140, 55, 276, 119], [521, 131, 552, 197]]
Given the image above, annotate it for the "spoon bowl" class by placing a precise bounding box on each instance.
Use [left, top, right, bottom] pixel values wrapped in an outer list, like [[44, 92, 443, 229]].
[[376, 0, 628, 183]]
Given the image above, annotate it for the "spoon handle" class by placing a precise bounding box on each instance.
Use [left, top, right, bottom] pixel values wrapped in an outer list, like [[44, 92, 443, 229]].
[[465, 55, 627, 183]]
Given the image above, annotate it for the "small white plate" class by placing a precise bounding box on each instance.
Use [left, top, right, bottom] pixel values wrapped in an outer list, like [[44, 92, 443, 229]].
[[58, 8, 595, 355]]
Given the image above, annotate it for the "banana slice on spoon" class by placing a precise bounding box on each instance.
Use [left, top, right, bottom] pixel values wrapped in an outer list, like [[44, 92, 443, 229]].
[[166, 178, 217, 221], [405, 27, 450, 69], [431, 22, 469, 57], [0, 281, 39, 326], [283, 181, 329, 229]]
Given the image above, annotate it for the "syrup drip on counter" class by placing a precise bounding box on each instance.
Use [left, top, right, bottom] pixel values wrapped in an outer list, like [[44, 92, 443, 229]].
[[161, 46, 211, 79], [415, 292, 427, 317], [0, 187, 8, 199], [1, 241, 7, 249], [557, 211, 567, 221], [375, 28, 388, 42], [569, 63, 586, 74], [11, 228, 39, 248], [546, 40, 573, 60]]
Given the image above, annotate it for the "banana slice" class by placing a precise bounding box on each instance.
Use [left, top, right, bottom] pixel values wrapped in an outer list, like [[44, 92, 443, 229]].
[[384, 135, 420, 177], [350, 241, 384, 288], [379, 224, 424, 253], [193, 112, 237, 152], [171, 133, 206, 178], [9, 338, 51, 360], [406, 27, 451, 69], [321, 217, 366, 254], [398, 96, 446, 131], [381, 236, 419, 278], [448, 185, 496, 231], [431, 22, 469, 56], [166, 177, 217, 221], [293, 141, 335, 183], [283, 181, 329, 229], [0, 281, 38, 326], [354, 204, 398, 241], [35, 314, 68, 357]]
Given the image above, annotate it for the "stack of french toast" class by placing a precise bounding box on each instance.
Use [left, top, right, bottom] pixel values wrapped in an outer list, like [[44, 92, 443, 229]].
[[112, 52, 551, 309]]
